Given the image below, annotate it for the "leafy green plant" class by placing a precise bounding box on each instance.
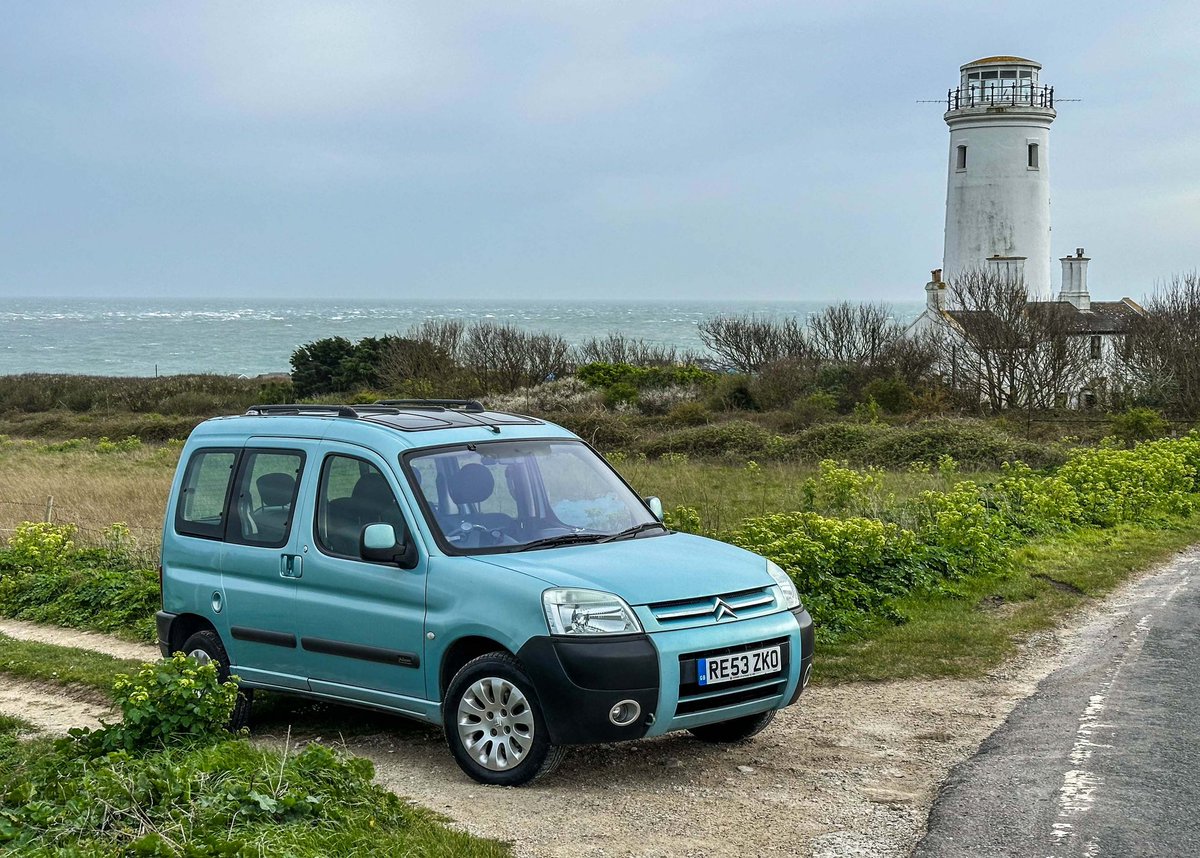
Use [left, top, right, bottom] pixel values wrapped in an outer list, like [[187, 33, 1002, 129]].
[[1110, 407, 1171, 445], [89, 654, 239, 751]]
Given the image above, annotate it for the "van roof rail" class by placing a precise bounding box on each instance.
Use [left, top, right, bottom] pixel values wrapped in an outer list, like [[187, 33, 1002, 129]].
[[245, 404, 360, 418], [374, 399, 486, 413]]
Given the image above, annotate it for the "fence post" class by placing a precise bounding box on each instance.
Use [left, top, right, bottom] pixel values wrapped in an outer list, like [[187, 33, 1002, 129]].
[[44, 496, 54, 523]]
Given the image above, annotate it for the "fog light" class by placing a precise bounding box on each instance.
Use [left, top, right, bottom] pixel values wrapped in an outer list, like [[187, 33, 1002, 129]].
[[801, 663, 813, 690], [609, 699, 641, 726]]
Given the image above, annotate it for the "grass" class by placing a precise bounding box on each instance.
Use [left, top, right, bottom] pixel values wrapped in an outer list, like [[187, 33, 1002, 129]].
[[0, 632, 141, 694], [0, 438, 968, 552], [622, 458, 962, 534], [818, 512, 1200, 683], [0, 731, 508, 858], [0, 438, 178, 551]]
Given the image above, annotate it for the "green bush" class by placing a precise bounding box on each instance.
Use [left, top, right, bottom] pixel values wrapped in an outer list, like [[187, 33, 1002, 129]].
[[731, 512, 923, 636], [707, 374, 758, 411], [603, 382, 640, 409], [862, 377, 917, 414], [93, 654, 239, 751], [643, 421, 772, 459], [0, 524, 159, 642], [665, 401, 710, 427], [1110, 407, 1171, 445], [552, 411, 639, 452], [576, 362, 716, 391]]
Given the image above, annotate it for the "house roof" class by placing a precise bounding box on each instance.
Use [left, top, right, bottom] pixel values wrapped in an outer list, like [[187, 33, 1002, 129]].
[[942, 299, 1143, 336]]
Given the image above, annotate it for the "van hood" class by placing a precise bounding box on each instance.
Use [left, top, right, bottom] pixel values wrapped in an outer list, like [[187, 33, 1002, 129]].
[[467, 532, 771, 605]]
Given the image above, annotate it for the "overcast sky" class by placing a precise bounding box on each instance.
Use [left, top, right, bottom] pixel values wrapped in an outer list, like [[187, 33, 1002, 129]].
[[2, 1, 1196, 303]]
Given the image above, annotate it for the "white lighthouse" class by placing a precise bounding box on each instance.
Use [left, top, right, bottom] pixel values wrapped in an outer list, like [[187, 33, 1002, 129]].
[[942, 56, 1056, 299]]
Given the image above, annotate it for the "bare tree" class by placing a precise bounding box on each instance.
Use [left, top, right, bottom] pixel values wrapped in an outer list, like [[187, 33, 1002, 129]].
[[576, 333, 681, 367], [1122, 272, 1200, 416], [934, 268, 1089, 411], [697, 315, 809, 372], [461, 322, 573, 393], [807, 302, 901, 366]]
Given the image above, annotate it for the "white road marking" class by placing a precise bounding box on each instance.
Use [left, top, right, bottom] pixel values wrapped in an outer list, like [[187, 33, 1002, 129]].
[[1047, 567, 1193, 857]]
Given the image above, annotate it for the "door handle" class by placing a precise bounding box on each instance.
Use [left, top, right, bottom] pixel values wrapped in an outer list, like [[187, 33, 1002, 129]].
[[280, 554, 303, 579]]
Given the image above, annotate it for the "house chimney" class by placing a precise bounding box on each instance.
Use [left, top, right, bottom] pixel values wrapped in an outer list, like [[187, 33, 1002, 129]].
[[926, 268, 947, 312], [986, 255, 1027, 289], [1059, 249, 1091, 310]]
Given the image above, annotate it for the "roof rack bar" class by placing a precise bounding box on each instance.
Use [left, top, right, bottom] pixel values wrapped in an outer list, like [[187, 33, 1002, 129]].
[[245, 404, 359, 418], [374, 399, 486, 413]]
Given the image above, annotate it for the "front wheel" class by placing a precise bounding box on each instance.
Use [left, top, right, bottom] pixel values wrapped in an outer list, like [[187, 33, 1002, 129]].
[[688, 710, 775, 744], [181, 629, 253, 732], [443, 652, 565, 786]]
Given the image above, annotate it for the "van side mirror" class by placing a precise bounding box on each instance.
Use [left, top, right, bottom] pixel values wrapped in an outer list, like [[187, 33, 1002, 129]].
[[360, 523, 416, 568], [645, 496, 664, 521]]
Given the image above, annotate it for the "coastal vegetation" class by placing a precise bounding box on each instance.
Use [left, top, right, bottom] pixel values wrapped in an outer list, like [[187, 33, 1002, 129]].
[[0, 654, 508, 856]]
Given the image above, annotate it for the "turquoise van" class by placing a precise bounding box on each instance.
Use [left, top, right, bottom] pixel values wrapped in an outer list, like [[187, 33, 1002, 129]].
[[158, 401, 814, 785]]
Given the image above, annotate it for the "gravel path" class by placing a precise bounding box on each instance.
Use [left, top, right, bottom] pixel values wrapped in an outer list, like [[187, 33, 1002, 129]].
[[0, 677, 112, 733], [2, 554, 1192, 857], [0, 618, 157, 662]]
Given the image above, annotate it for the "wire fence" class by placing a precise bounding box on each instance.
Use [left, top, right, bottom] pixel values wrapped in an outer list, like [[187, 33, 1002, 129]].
[[0, 497, 162, 561]]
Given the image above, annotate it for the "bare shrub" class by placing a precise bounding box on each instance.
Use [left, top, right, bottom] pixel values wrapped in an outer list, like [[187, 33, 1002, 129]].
[[697, 316, 809, 372], [460, 323, 573, 393], [576, 333, 682, 367], [1121, 272, 1200, 417], [807, 302, 900, 366]]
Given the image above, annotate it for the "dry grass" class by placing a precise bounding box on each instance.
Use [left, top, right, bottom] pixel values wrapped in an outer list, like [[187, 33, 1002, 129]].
[[619, 458, 964, 534], [0, 439, 179, 551], [0, 440, 973, 553]]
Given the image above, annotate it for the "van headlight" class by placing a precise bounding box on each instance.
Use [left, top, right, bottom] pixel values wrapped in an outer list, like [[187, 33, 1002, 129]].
[[766, 560, 801, 610], [543, 589, 643, 636]]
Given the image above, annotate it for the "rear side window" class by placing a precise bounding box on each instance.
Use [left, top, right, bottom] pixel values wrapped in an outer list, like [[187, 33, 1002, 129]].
[[176, 449, 238, 540], [227, 450, 306, 548]]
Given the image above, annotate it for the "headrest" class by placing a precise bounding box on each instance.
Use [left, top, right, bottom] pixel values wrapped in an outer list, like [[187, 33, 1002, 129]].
[[351, 472, 395, 505], [449, 463, 495, 506], [257, 473, 295, 507]]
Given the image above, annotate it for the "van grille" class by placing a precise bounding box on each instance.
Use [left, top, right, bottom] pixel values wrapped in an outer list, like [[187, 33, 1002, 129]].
[[675, 637, 790, 717], [649, 587, 777, 628]]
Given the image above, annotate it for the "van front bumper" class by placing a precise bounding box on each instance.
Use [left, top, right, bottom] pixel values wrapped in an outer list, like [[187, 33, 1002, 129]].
[[517, 634, 659, 745], [518, 606, 813, 745]]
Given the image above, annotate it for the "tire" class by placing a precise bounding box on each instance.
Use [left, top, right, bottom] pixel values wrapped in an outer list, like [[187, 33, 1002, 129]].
[[181, 629, 253, 732], [688, 710, 776, 744], [443, 652, 566, 786]]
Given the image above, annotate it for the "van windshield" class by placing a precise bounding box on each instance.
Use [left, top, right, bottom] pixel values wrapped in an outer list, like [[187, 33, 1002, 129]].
[[403, 440, 664, 554]]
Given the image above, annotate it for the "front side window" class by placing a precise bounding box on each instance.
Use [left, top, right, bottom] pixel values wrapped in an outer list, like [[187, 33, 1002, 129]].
[[404, 440, 661, 554], [176, 449, 237, 539], [315, 455, 408, 559], [227, 450, 305, 548]]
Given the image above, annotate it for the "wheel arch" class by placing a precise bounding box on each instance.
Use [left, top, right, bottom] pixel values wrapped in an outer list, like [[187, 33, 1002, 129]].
[[165, 613, 218, 656], [440, 635, 512, 697]]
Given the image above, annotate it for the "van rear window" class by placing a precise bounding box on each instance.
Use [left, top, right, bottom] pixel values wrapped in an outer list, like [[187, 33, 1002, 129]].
[[176, 449, 238, 540]]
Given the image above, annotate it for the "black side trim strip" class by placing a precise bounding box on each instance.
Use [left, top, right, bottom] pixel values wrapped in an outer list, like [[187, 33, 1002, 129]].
[[300, 636, 420, 668], [231, 626, 297, 648]]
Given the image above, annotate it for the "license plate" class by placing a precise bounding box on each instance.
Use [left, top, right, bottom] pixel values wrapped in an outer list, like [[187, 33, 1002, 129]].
[[697, 644, 782, 687]]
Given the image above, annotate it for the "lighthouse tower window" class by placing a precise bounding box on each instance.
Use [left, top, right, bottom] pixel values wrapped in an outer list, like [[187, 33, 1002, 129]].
[[956, 145, 967, 171], [1027, 143, 1039, 169]]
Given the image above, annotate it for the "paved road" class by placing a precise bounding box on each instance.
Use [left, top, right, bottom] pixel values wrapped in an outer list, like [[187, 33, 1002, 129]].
[[916, 550, 1200, 858]]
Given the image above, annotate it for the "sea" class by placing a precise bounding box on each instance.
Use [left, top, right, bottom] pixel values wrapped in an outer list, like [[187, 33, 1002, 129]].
[[0, 298, 924, 377]]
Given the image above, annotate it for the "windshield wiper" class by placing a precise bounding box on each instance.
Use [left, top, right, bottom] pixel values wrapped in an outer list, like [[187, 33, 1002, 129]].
[[514, 532, 608, 552], [596, 522, 669, 543]]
